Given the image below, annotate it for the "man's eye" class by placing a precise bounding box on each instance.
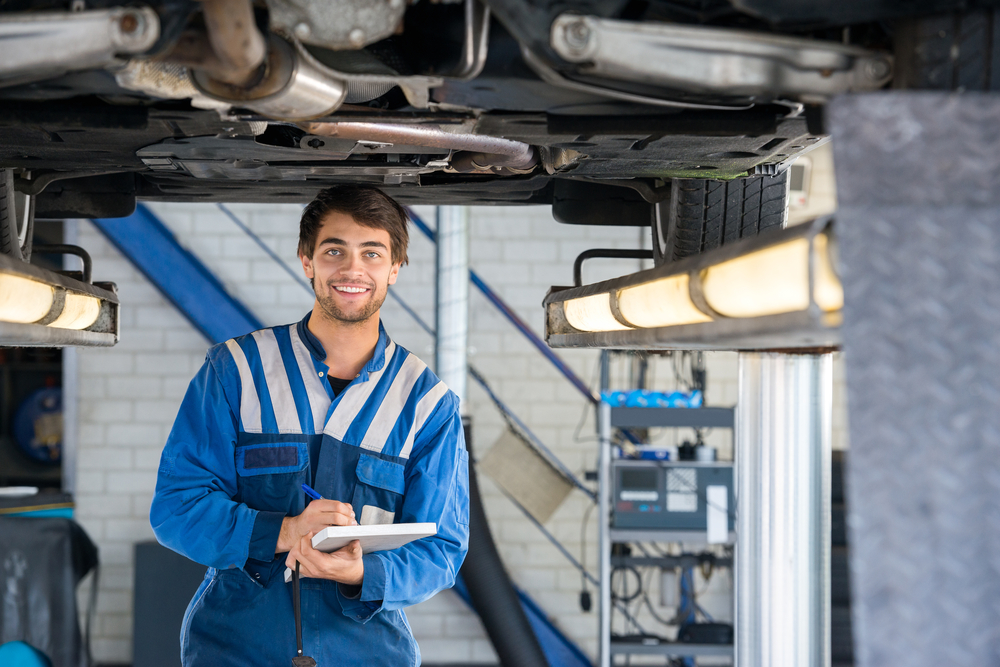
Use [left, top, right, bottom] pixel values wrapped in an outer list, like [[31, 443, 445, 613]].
[[366, 252, 379, 258]]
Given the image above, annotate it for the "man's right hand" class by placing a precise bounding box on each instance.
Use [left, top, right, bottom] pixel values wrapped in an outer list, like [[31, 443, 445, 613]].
[[277, 499, 357, 553]]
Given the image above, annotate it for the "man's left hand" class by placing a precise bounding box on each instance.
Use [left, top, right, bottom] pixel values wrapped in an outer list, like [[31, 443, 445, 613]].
[[286, 533, 364, 586]]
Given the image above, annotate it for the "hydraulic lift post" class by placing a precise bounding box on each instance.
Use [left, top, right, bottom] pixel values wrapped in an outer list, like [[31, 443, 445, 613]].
[[597, 351, 611, 667], [434, 205, 469, 407], [735, 353, 832, 667]]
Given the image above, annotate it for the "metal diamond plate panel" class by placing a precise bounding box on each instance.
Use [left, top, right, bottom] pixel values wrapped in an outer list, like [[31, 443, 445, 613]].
[[830, 92, 1000, 667]]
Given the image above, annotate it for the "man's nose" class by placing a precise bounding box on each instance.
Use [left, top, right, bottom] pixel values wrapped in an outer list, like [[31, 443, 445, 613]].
[[339, 252, 365, 276]]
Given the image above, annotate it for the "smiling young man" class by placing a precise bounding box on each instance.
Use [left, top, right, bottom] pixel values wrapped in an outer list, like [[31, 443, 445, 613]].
[[150, 186, 470, 667]]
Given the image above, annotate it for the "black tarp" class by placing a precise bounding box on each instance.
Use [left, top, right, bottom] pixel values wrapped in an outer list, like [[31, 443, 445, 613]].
[[0, 517, 98, 667]]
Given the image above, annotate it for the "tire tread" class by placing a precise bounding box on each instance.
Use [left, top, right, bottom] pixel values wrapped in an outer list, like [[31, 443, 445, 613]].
[[0, 170, 12, 256], [669, 172, 787, 262], [896, 10, 999, 91]]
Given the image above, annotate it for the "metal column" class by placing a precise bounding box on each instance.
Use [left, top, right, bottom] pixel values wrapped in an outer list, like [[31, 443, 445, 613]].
[[597, 351, 611, 667], [830, 93, 1000, 667], [61, 218, 80, 495], [434, 205, 469, 407], [736, 353, 832, 667]]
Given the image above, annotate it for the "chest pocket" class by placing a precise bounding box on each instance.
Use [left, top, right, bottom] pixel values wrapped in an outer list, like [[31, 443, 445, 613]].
[[352, 453, 405, 525], [235, 442, 309, 514]]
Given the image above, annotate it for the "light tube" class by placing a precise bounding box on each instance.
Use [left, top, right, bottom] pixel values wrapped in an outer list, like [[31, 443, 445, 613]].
[[0, 274, 55, 324], [702, 238, 811, 318], [563, 293, 631, 332], [617, 274, 712, 328], [49, 293, 101, 330]]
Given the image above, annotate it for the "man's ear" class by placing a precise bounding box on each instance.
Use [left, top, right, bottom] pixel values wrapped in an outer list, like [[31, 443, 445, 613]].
[[387, 262, 401, 286], [300, 252, 314, 280]]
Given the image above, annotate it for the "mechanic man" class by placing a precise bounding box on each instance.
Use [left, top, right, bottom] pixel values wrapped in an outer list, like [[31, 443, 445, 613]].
[[149, 185, 470, 666]]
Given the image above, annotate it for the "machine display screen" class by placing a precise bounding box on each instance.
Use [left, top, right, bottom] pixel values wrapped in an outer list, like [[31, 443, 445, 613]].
[[619, 468, 659, 502], [620, 468, 657, 490]]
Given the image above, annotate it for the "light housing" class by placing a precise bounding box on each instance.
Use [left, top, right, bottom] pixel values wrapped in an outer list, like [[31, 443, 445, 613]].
[[544, 217, 841, 350], [0, 253, 119, 347]]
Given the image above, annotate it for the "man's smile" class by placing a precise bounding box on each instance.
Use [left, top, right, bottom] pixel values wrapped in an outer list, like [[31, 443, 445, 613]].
[[333, 284, 372, 294]]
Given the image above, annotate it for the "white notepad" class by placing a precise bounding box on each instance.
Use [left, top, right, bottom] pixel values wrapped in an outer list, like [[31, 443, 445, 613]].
[[284, 522, 437, 583]]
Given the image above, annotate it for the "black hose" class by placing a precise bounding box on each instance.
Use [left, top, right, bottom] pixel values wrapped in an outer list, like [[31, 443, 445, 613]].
[[293, 562, 303, 656], [459, 418, 549, 667], [291, 562, 316, 667]]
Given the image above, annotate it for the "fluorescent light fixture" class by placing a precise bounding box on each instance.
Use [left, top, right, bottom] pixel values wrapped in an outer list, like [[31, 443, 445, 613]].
[[544, 217, 842, 350], [564, 293, 631, 332], [0, 253, 119, 347], [617, 274, 712, 328]]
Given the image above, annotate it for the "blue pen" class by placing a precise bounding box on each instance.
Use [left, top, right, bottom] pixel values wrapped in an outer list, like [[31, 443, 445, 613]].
[[301, 483, 323, 500], [301, 484, 359, 525]]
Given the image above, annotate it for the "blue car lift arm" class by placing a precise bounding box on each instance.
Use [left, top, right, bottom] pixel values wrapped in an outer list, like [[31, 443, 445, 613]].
[[92, 206, 263, 340]]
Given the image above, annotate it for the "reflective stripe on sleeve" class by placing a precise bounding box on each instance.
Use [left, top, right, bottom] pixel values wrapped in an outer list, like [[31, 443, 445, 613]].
[[399, 381, 448, 459], [225, 339, 262, 433], [360, 352, 429, 455]]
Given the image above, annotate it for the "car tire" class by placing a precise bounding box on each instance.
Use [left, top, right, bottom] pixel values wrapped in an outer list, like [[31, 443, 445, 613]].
[[0, 168, 34, 261], [652, 172, 788, 265], [894, 9, 1000, 91]]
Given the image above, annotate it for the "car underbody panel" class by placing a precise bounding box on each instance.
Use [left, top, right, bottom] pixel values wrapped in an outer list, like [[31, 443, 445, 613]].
[[0, 96, 819, 207]]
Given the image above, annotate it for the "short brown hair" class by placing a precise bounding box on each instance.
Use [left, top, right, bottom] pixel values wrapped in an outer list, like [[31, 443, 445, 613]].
[[298, 185, 409, 265]]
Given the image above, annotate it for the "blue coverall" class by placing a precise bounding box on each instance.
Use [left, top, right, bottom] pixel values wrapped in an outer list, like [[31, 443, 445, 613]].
[[150, 315, 470, 666]]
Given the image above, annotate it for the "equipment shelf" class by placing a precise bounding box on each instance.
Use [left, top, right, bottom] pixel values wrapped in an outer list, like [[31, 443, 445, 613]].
[[598, 400, 736, 666], [611, 406, 734, 429], [609, 641, 734, 657]]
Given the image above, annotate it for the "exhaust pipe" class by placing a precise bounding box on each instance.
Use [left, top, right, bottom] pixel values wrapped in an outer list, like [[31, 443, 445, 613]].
[[299, 121, 539, 171], [162, 0, 346, 120], [200, 0, 266, 84], [163, 0, 267, 86], [190, 36, 347, 121]]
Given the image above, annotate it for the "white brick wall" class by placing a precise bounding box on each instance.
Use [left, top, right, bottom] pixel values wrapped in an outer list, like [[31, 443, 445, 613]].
[[72, 202, 847, 664]]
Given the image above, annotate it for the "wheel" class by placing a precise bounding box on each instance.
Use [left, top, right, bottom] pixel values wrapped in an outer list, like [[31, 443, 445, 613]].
[[652, 172, 788, 265], [0, 168, 34, 261], [893, 9, 1000, 91]]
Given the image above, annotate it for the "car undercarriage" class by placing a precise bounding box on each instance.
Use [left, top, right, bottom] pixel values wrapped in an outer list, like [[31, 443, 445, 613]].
[[0, 0, 997, 283], [3, 0, 961, 216]]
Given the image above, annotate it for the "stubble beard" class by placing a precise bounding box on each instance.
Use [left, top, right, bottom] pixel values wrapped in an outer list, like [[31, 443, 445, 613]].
[[315, 279, 387, 327]]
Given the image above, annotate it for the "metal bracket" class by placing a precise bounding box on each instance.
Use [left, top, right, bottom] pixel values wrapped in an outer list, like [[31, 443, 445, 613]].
[[550, 14, 893, 102], [0, 7, 159, 87], [266, 0, 407, 50], [573, 248, 653, 287], [520, 45, 752, 111]]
